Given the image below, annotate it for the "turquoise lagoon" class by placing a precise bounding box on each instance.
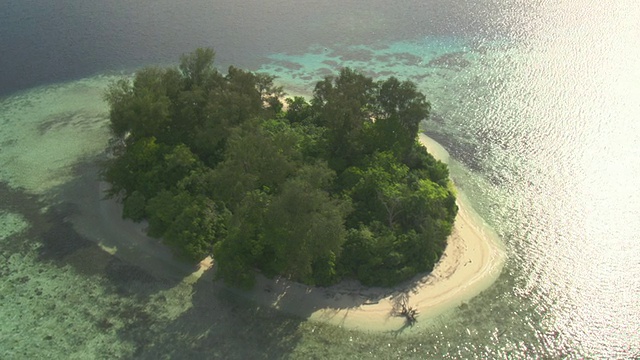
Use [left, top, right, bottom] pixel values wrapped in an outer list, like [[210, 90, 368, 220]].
[[1, 1, 639, 358]]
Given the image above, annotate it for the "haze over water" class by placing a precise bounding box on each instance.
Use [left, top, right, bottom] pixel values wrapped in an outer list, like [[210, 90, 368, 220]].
[[1, 0, 639, 358]]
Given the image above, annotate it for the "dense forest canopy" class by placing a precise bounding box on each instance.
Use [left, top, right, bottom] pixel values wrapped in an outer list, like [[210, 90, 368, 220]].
[[103, 48, 457, 288]]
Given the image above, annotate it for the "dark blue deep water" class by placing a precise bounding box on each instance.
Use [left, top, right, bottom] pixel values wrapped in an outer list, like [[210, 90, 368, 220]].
[[1, 1, 639, 358]]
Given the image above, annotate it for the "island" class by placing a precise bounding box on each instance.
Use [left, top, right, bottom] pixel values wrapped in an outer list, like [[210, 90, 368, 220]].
[[99, 48, 504, 330]]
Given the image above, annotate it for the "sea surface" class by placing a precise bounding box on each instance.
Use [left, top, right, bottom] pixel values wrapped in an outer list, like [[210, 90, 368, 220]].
[[1, 0, 639, 358]]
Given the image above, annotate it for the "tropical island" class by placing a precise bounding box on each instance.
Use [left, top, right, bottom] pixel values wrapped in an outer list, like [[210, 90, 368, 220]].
[[103, 48, 458, 290]]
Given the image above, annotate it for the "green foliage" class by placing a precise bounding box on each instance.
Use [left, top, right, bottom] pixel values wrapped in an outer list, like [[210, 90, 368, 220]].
[[104, 68, 175, 143], [311, 68, 377, 170], [144, 189, 229, 262], [145, 189, 192, 237], [341, 151, 411, 228], [122, 190, 146, 221], [213, 190, 270, 288], [208, 120, 301, 208], [262, 163, 350, 284], [310, 70, 432, 172], [377, 77, 430, 137], [284, 96, 312, 123], [164, 197, 229, 262], [179, 47, 217, 89], [104, 78, 134, 138], [336, 151, 455, 286], [402, 142, 450, 186], [103, 48, 456, 288], [103, 136, 166, 198]]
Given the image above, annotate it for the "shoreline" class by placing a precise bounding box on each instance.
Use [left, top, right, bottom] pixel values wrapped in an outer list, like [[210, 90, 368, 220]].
[[71, 134, 505, 332], [229, 134, 505, 331]]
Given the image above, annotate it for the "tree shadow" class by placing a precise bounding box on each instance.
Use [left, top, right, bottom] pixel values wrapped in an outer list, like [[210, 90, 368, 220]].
[[1, 151, 436, 357], [130, 273, 305, 359], [388, 292, 418, 332], [36, 155, 305, 357], [217, 267, 433, 335], [0, 154, 193, 299]]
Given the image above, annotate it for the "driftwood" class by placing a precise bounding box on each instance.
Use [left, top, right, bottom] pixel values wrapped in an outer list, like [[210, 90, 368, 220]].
[[400, 302, 418, 325], [393, 295, 418, 326]]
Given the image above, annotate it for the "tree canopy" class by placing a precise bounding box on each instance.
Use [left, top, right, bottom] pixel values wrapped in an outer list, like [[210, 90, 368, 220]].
[[103, 48, 457, 288]]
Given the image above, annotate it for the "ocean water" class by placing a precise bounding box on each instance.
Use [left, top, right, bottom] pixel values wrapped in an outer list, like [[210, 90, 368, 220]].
[[1, 0, 639, 358]]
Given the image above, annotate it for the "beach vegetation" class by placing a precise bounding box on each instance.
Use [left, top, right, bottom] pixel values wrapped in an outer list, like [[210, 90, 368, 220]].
[[103, 48, 457, 287]]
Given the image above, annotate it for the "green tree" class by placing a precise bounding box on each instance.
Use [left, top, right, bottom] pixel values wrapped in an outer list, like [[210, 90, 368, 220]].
[[162, 144, 201, 186], [284, 96, 312, 123], [262, 163, 351, 284], [103, 136, 166, 199], [104, 78, 134, 139], [376, 77, 430, 138], [213, 190, 270, 288], [255, 73, 285, 114], [341, 151, 410, 228], [179, 47, 217, 90], [144, 189, 193, 237], [143, 189, 229, 262], [164, 197, 229, 262], [209, 120, 301, 208], [104, 68, 175, 143], [312, 68, 376, 170]]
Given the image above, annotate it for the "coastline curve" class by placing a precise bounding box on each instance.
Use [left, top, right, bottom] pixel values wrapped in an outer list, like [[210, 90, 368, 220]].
[[72, 134, 506, 333]]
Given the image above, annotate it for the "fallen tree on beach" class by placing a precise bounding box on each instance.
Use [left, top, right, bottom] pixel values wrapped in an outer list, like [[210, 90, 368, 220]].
[[392, 293, 418, 326]]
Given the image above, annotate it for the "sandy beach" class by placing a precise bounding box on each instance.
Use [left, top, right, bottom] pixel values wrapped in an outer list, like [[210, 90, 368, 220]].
[[72, 134, 505, 332]]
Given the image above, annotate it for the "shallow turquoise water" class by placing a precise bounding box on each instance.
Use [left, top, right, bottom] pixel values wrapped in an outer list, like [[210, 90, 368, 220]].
[[1, 1, 639, 358]]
